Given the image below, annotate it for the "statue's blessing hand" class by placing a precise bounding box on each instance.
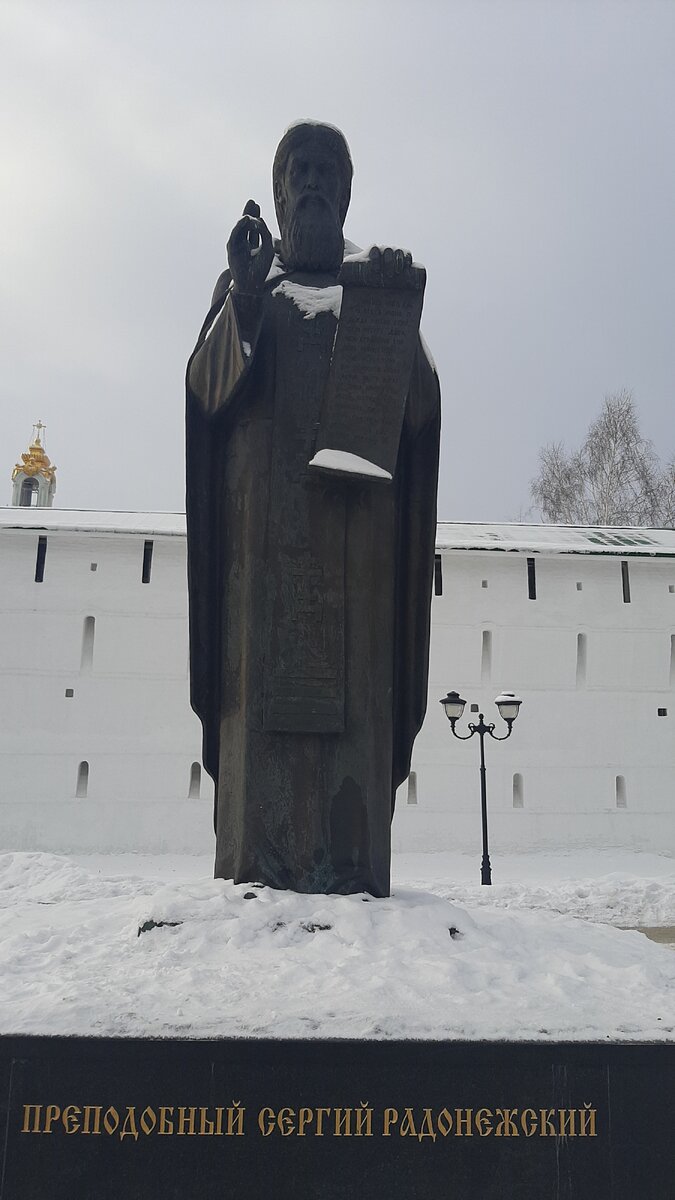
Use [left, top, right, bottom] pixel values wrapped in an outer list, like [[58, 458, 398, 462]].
[[227, 200, 274, 295]]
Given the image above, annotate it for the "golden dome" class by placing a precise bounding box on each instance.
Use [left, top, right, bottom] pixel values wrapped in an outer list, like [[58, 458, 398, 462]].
[[12, 422, 57, 484]]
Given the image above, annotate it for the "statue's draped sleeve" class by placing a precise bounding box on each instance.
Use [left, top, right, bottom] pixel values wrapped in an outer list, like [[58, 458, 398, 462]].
[[185, 272, 265, 818], [391, 341, 441, 799], [188, 278, 264, 418]]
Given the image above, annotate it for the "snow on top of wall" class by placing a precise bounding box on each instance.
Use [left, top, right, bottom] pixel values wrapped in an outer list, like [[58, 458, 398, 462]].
[[0, 508, 186, 537], [436, 522, 675, 557], [3, 509, 674, 556]]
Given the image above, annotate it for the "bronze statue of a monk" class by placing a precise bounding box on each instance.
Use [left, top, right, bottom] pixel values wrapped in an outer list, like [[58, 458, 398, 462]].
[[186, 121, 440, 897]]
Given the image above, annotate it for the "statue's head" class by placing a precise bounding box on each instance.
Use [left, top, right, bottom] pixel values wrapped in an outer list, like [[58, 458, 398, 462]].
[[273, 121, 353, 273]]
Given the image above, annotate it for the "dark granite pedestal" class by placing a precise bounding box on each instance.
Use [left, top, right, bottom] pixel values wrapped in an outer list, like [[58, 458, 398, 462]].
[[1, 1036, 673, 1199]]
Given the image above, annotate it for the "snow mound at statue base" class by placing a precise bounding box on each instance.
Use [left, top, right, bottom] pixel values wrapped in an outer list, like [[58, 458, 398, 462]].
[[0, 851, 674, 1042]]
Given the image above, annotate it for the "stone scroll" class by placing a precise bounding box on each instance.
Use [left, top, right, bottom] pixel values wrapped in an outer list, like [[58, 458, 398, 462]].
[[309, 259, 426, 483]]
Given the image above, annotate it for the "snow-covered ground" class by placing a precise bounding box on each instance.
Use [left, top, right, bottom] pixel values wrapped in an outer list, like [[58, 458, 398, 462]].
[[0, 850, 673, 1042]]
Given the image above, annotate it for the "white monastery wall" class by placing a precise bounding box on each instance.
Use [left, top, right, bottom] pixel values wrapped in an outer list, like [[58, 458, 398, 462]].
[[0, 512, 214, 854], [393, 535, 675, 858], [1, 511, 674, 859]]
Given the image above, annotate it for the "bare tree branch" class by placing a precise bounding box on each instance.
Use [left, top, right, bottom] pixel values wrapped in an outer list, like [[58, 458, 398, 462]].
[[530, 391, 674, 527]]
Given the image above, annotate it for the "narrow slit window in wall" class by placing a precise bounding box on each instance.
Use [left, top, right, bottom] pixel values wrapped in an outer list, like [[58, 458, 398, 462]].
[[670, 635, 675, 687], [90, 562, 98, 572], [434, 555, 443, 596], [407, 771, 418, 805], [34, 536, 47, 583], [576, 633, 587, 687], [481, 630, 492, 683], [527, 557, 537, 600], [81, 616, 95, 673], [512, 773, 524, 809], [142, 540, 154, 584], [188, 762, 201, 799], [76, 761, 89, 798], [615, 775, 627, 809], [621, 560, 631, 603], [576, 582, 583, 592]]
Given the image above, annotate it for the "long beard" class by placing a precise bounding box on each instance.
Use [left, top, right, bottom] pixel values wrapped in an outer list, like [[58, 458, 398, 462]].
[[281, 196, 344, 273]]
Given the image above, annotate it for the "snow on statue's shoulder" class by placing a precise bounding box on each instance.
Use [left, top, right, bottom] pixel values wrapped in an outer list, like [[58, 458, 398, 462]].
[[272, 280, 343, 320], [309, 449, 392, 480]]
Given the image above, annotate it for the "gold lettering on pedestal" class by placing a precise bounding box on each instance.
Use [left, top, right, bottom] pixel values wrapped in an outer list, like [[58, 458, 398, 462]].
[[18, 1100, 598, 1140]]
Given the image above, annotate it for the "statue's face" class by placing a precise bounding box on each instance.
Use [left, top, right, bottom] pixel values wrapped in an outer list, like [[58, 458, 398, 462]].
[[282, 146, 342, 219], [277, 135, 346, 273]]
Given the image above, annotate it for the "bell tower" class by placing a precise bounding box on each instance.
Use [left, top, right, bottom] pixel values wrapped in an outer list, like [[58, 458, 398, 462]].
[[11, 422, 57, 507]]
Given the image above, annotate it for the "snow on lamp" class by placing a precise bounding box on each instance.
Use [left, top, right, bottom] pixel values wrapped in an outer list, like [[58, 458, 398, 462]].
[[495, 692, 522, 725]]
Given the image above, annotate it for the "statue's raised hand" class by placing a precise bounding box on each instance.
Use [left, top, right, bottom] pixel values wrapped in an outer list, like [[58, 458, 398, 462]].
[[227, 200, 274, 295]]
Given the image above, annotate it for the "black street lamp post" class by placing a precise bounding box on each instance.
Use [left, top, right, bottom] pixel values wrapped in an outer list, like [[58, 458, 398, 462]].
[[439, 690, 522, 885]]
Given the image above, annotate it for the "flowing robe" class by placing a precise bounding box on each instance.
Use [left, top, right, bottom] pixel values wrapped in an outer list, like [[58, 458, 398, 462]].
[[186, 255, 440, 897]]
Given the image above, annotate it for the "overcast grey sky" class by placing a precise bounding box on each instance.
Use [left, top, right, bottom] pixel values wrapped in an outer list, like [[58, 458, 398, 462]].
[[2, 0, 674, 520]]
